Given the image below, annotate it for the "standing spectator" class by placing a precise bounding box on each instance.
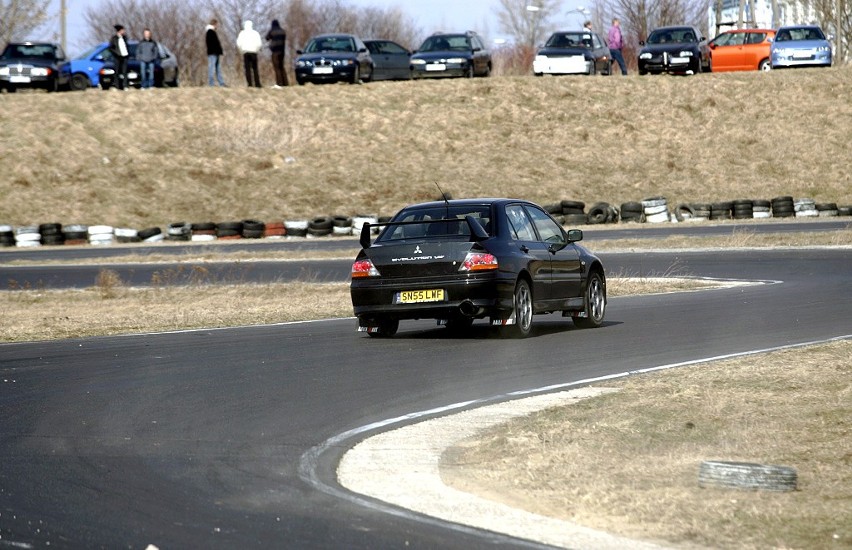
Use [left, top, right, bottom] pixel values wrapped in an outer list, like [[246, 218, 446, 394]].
[[237, 20, 262, 88], [607, 18, 628, 75], [266, 19, 289, 88], [136, 28, 159, 89], [109, 24, 130, 90], [206, 18, 226, 87], [583, 20, 594, 32]]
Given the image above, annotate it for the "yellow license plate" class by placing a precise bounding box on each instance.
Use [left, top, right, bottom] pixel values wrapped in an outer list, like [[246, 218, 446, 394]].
[[398, 289, 445, 304]]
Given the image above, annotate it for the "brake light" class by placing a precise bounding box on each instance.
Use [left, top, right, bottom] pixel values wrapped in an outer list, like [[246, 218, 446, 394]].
[[460, 252, 498, 271], [351, 259, 380, 278]]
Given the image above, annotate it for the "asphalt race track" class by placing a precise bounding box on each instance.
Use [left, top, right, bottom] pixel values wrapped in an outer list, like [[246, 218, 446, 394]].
[[1, 246, 851, 548]]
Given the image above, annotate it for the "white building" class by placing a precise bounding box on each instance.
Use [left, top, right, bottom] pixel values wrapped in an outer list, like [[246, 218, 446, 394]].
[[708, 0, 818, 32]]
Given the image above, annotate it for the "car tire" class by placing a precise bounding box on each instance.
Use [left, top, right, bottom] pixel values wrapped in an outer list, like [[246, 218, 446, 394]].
[[69, 73, 89, 91], [588, 61, 596, 76], [758, 59, 771, 71], [350, 65, 361, 84], [587, 203, 610, 224], [698, 460, 797, 492], [503, 278, 533, 338], [574, 271, 606, 329]]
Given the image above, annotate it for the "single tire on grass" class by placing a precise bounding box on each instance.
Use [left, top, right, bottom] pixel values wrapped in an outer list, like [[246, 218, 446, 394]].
[[698, 460, 797, 492]]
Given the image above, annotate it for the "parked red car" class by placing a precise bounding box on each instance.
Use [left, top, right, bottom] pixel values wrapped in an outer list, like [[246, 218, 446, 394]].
[[707, 29, 776, 72]]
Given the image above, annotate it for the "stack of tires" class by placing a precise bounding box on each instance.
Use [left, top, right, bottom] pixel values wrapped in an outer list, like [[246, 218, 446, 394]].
[[308, 217, 333, 237], [586, 202, 618, 224], [794, 198, 818, 218], [138, 227, 164, 243], [39, 223, 65, 246], [710, 201, 733, 220], [692, 203, 711, 221], [732, 200, 754, 220], [264, 221, 286, 238], [816, 203, 839, 217], [216, 221, 243, 240], [114, 228, 140, 244], [561, 201, 587, 226], [191, 222, 217, 241], [839, 205, 852, 216], [642, 197, 669, 223], [63, 224, 88, 245], [284, 220, 309, 237], [351, 214, 379, 235], [0, 225, 14, 247], [242, 220, 265, 239], [167, 222, 191, 241], [752, 200, 772, 219], [88, 225, 114, 246], [15, 226, 41, 247], [771, 196, 795, 218], [332, 216, 353, 236], [620, 202, 643, 223]]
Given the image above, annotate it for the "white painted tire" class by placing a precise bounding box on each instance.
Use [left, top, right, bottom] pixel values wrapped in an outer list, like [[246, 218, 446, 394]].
[[752, 211, 772, 218], [142, 233, 165, 243], [0, 224, 12, 232], [645, 211, 670, 223], [114, 228, 138, 238], [16, 240, 42, 248], [644, 204, 668, 215], [190, 234, 217, 242], [641, 197, 667, 208], [15, 232, 42, 242], [795, 210, 819, 217], [332, 225, 352, 236], [88, 225, 114, 236]]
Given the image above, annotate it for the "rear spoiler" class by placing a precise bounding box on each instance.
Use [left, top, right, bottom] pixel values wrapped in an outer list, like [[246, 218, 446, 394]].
[[359, 215, 489, 249]]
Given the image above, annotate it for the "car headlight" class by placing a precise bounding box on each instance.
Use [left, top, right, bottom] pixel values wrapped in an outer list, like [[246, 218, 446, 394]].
[[639, 53, 652, 59], [679, 51, 694, 57], [410, 59, 426, 65], [0, 67, 9, 76], [100, 68, 115, 75], [817, 46, 830, 52], [773, 48, 787, 56], [445, 57, 466, 64], [30, 67, 50, 76], [535, 55, 547, 61]]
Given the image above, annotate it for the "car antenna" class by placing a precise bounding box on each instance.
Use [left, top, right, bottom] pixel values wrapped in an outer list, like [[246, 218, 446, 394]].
[[434, 181, 450, 218]]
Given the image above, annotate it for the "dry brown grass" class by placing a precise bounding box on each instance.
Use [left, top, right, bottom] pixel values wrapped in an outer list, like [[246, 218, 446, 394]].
[[0, 276, 711, 342], [442, 340, 852, 549], [589, 227, 852, 250], [1, 68, 850, 228]]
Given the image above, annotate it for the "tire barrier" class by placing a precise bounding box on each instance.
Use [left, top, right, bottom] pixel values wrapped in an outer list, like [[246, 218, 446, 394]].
[[620, 201, 644, 223], [3, 189, 848, 249], [698, 460, 797, 492], [39, 223, 65, 246], [642, 196, 669, 223], [0, 225, 14, 247], [815, 202, 839, 217], [114, 228, 140, 244], [242, 219, 266, 239], [167, 222, 191, 241], [710, 201, 733, 220], [264, 221, 286, 238], [794, 198, 818, 218], [771, 196, 795, 218], [88, 225, 114, 246], [284, 220, 309, 238], [732, 199, 753, 220]]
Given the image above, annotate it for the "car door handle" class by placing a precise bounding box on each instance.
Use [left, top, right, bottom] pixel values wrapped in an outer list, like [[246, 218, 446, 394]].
[[519, 245, 529, 253]]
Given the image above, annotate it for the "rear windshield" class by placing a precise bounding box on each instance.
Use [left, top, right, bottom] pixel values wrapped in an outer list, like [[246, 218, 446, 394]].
[[378, 205, 492, 242]]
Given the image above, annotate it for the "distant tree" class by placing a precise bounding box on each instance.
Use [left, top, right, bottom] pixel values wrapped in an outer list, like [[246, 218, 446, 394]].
[[0, 0, 51, 45], [594, 0, 710, 45], [494, 0, 563, 73]]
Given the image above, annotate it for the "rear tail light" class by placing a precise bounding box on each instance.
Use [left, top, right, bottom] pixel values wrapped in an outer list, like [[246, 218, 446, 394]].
[[460, 252, 498, 271], [351, 259, 380, 278]]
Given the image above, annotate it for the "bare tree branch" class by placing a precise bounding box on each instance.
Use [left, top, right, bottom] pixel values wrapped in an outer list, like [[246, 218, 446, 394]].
[[0, 0, 51, 45]]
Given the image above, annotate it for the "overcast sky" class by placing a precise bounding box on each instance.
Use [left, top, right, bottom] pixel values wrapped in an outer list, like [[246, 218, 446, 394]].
[[41, 0, 587, 55]]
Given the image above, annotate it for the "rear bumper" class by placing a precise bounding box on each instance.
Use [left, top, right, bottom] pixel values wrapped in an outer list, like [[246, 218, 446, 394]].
[[351, 272, 515, 322]]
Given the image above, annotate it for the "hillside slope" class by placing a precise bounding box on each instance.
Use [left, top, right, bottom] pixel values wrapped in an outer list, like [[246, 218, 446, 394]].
[[1, 68, 850, 226]]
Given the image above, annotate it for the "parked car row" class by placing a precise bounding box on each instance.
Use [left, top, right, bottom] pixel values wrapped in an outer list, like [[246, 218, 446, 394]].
[[294, 31, 492, 85]]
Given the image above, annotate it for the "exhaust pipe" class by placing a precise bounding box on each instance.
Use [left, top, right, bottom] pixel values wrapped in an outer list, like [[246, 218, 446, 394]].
[[459, 300, 479, 317]]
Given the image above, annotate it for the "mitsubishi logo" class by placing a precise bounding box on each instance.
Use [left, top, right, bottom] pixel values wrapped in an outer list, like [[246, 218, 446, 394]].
[[414, 246, 423, 254]]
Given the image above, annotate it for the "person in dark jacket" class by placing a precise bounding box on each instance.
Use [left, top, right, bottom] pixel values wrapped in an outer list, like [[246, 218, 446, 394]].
[[136, 28, 159, 89], [266, 19, 288, 87], [108, 24, 130, 90], [206, 18, 226, 86]]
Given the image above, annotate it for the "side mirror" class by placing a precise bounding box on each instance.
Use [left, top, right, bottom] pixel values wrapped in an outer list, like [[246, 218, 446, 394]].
[[358, 47, 367, 53], [567, 229, 583, 243], [639, 40, 645, 46], [296, 49, 303, 55]]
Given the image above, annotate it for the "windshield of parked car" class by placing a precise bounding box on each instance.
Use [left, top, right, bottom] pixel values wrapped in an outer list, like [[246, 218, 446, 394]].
[[775, 27, 825, 42], [305, 36, 356, 53], [378, 205, 492, 241], [419, 35, 471, 52], [647, 28, 696, 44], [545, 32, 594, 48], [1, 44, 58, 60]]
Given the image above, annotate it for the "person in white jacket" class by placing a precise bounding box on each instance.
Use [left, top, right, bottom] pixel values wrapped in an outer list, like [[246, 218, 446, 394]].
[[237, 20, 263, 87]]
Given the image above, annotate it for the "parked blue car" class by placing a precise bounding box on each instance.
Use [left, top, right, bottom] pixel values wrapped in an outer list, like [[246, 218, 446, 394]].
[[770, 25, 832, 68], [59, 41, 178, 90]]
